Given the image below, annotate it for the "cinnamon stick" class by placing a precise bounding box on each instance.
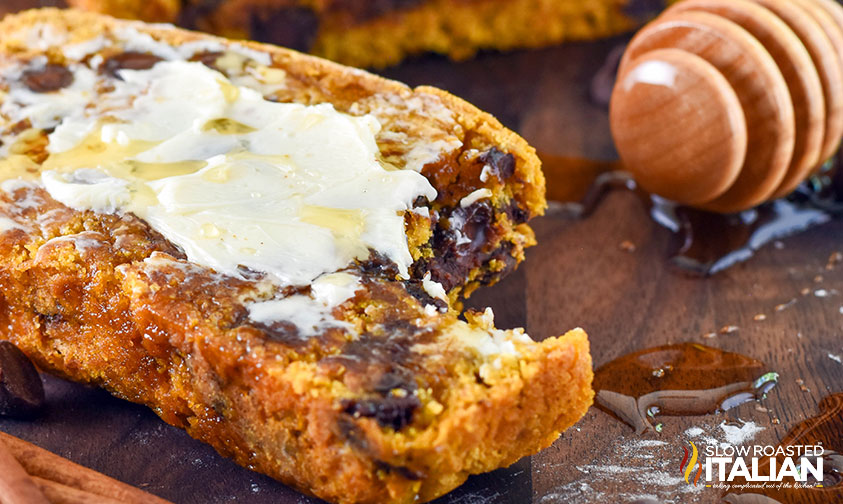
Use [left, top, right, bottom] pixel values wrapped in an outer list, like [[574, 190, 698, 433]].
[[32, 477, 125, 504], [0, 436, 50, 504], [0, 431, 171, 504]]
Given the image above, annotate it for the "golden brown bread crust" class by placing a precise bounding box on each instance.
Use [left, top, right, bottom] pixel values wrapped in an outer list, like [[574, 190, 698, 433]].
[[0, 7, 547, 303], [70, 0, 181, 23], [67, 0, 644, 67], [0, 8, 593, 503], [0, 183, 593, 503]]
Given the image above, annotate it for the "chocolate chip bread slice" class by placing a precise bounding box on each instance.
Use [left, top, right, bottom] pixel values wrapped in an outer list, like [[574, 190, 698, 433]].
[[3, 8, 547, 304], [0, 8, 593, 504], [68, 0, 655, 68]]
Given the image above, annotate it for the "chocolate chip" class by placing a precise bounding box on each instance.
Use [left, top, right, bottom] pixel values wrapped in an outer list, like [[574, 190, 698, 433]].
[[210, 399, 229, 420], [22, 64, 73, 93], [504, 200, 530, 224], [101, 52, 164, 78], [189, 51, 225, 72], [253, 320, 301, 344], [461, 200, 494, 245], [249, 7, 319, 52], [337, 417, 371, 453], [476, 241, 518, 285], [36, 312, 64, 327], [235, 265, 266, 281], [358, 251, 401, 280], [337, 328, 412, 369], [0, 341, 45, 419], [373, 460, 425, 481], [479, 147, 515, 180], [413, 200, 508, 292], [403, 280, 448, 311], [341, 394, 420, 430]]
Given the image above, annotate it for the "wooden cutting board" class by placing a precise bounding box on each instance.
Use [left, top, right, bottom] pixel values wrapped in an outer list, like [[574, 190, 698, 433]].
[[1, 2, 841, 503]]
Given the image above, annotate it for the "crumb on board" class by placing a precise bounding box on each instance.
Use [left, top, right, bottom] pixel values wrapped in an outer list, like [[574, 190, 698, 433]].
[[774, 299, 797, 312], [796, 379, 810, 393], [619, 240, 636, 253], [827, 251, 842, 270]]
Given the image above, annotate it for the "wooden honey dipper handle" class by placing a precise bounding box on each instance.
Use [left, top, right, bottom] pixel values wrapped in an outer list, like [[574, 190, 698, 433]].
[[610, 0, 843, 213]]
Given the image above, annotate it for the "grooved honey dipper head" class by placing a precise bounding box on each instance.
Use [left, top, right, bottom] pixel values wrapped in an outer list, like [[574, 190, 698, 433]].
[[610, 0, 843, 213]]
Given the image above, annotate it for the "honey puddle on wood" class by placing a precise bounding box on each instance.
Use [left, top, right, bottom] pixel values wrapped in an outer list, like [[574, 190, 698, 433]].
[[542, 154, 843, 276], [722, 393, 843, 503], [593, 343, 779, 434]]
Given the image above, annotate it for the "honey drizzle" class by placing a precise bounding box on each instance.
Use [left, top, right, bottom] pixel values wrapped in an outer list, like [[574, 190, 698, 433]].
[[542, 153, 843, 276], [593, 343, 778, 433]]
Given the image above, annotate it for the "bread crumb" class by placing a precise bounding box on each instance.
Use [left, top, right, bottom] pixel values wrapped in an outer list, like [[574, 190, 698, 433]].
[[619, 240, 636, 252]]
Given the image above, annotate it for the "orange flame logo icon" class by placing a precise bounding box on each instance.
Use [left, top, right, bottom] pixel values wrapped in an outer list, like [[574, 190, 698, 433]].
[[679, 441, 704, 486]]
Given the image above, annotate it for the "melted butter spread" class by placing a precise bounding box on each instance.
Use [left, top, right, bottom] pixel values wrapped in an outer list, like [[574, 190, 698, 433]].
[[9, 60, 437, 285], [0, 35, 536, 356]]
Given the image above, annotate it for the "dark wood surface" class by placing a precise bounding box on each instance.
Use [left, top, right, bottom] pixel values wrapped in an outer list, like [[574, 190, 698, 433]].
[[1, 3, 842, 504]]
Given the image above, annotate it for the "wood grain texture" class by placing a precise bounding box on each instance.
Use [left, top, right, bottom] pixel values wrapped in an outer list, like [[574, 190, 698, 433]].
[[1, 3, 842, 504], [527, 188, 843, 504]]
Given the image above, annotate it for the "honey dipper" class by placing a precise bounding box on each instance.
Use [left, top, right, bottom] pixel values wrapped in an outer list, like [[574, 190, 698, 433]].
[[610, 0, 843, 213]]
